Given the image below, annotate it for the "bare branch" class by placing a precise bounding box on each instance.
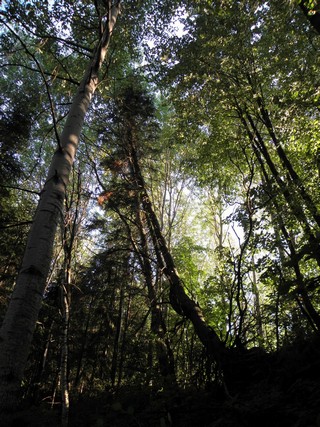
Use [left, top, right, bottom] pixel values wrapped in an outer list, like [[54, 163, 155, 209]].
[[1, 21, 62, 150], [0, 63, 79, 86], [0, 184, 40, 195]]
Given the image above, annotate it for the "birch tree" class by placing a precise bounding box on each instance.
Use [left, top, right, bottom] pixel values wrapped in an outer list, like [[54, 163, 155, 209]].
[[0, 0, 121, 413]]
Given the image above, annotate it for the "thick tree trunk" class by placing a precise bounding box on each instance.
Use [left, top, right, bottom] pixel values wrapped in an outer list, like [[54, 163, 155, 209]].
[[0, 2, 120, 413]]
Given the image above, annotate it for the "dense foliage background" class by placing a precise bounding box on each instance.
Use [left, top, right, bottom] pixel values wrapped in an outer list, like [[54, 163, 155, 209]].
[[1, 1, 320, 426]]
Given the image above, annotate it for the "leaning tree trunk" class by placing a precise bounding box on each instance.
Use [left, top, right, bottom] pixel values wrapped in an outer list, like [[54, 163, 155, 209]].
[[0, 2, 121, 413], [238, 106, 320, 268], [136, 205, 176, 384], [127, 135, 226, 365], [239, 107, 320, 331]]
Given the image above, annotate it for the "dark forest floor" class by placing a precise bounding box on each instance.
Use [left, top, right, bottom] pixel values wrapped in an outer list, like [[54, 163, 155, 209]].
[[7, 336, 320, 427]]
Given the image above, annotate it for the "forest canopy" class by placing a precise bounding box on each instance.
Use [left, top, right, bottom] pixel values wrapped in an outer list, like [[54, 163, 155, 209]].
[[1, 1, 320, 426]]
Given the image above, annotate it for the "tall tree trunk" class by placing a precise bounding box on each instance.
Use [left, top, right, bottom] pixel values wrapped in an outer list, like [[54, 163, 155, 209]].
[[239, 107, 320, 268], [73, 295, 93, 392], [110, 283, 124, 388], [253, 90, 320, 229], [127, 137, 226, 365], [117, 287, 132, 388], [251, 255, 264, 345], [239, 108, 320, 332], [60, 167, 81, 426], [60, 282, 70, 427], [136, 205, 176, 383], [0, 2, 121, 413]]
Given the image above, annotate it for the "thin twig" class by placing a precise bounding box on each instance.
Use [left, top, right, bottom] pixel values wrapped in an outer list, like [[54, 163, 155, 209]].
[[0, 184, 40, 195], [2, 21, 62, 150], [0, 63, 79, 86]]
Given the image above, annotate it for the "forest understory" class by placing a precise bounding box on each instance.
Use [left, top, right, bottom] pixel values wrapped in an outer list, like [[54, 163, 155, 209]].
[[8, 335, 320, 427]]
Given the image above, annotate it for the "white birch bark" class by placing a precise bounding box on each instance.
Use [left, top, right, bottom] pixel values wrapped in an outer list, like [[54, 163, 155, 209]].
[[0, 2, 121, 413]]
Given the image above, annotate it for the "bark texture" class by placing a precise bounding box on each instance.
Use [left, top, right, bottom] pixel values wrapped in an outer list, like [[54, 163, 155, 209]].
[[0, 2, 120, 413]]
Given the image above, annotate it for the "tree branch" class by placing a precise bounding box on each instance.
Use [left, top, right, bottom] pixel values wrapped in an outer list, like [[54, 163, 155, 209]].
[[0, 63, 79, 85], [0, 184, 40, 195], [2, 21, 62, 150]]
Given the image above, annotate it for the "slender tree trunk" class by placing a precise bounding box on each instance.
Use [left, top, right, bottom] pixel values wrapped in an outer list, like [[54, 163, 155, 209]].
[[73, 295, 94, 392], [251, 255, 264, 345], [134, 199, 176, 383], [239, 108, 320, 331], [110, 284, 124, 388], [60, 282, 70, 427], [240, 107, 320, 268], [0, 2, 121, 413], [234, 162, 254, 346], [255, 93, 320, 229], [117, 287, 132, 388]]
